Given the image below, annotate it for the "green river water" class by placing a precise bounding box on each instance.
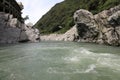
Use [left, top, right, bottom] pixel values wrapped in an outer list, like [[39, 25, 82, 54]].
[[0, 41, 120, 80]]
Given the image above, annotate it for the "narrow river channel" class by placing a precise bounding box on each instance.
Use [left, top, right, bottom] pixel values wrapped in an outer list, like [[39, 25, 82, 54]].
[[0, 41, 120, 80]]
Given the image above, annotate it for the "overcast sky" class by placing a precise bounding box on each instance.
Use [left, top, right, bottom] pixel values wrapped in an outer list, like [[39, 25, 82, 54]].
[[16, 0, 64, 24]]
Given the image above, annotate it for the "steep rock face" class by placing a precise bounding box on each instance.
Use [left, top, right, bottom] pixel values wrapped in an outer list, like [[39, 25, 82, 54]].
[[0, 12, 22, 43], [74, 9, 99, 42], [63, 25, 79, 41], [0, 12, 40, 43], [74, 5, 120, 46], [24, 25, 40, 42]]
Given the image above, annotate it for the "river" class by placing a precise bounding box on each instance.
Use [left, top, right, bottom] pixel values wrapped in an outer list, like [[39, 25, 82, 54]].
[[0, 41, 120, 80]]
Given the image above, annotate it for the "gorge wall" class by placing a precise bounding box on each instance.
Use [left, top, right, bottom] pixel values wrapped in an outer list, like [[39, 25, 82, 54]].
[[74, 5, 120, 46], [41, 5, 120, 46], [0, 0, 40, 44], [0, 12, 40, 43]]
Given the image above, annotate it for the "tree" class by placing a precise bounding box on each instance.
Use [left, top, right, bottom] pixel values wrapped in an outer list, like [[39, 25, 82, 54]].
[[23, 15, 29, 21]]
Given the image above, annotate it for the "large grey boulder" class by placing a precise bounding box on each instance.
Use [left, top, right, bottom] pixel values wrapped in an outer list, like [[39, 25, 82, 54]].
[[74, 9, 99, 42], [107, 11, 120, 46], [74, 5, 120, 46]]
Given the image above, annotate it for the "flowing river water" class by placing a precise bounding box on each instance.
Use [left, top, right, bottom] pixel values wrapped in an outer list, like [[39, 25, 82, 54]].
[[0, 41, 120, 80]]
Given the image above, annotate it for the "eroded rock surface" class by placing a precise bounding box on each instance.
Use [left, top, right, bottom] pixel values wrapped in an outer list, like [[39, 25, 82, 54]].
[[41, 25, 79, 41], [40, 5, 120, 46], [0, 12, 40, 43], [74, 5, 120, 46]]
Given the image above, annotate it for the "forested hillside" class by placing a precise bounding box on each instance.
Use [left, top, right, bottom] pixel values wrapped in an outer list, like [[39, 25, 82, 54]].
[[35, 0, 120, 34]]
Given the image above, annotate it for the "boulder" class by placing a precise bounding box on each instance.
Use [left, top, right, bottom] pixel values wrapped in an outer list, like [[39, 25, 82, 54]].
[[74, 5, 120, 46], [74, 9, 99, 42]]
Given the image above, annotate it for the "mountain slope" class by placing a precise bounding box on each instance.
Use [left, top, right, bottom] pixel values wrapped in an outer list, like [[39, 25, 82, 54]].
[[35, 0, 120, 34]]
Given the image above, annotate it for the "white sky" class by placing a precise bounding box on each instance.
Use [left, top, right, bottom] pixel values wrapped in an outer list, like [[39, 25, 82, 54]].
[[16, 0, 64, 24]]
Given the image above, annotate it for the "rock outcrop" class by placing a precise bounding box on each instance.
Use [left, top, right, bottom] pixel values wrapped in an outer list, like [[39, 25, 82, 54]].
[[24, 24, 40, 42], [74, 9, 99, 43], [0, 12, 40, 43], [74, 5, 120, 46], [41, 25, 79, 41], [41, 5, 120, 46]]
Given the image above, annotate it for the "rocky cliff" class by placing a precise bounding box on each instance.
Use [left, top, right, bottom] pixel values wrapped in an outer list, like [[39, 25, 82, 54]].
[[41, 5, 120, 46], [0, 12, 40, 44], [74, 5, 120, 46]]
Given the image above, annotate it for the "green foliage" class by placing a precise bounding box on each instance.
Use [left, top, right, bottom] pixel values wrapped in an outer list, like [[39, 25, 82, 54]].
[[35, 0, 120, 34]]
